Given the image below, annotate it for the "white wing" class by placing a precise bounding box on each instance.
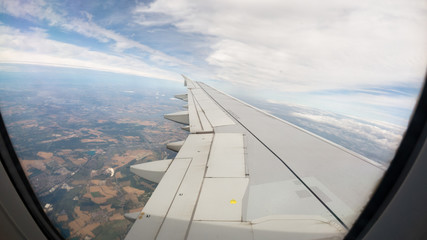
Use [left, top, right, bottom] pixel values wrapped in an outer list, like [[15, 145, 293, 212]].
[[125, 76, 384, 240]]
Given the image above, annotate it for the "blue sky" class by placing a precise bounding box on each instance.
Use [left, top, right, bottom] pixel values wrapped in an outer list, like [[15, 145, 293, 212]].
[[0, 0, 426, 127]]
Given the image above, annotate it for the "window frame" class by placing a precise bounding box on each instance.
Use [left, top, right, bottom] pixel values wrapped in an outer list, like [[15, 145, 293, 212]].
[[345, 75, 427, 239], [0, 113, 64, 240]]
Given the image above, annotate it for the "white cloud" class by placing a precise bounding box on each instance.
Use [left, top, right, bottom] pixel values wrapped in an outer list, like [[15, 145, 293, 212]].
[[0, 0, 187, 67], [321, 92, 417, 109], [0, 0, 424, 127], [0, 0, 62, 24], [81, 11, 93, 22], [287, 109, 404, 164], [134, 0, 426, 125], [135, 0, 427, 92], [291, 112, 403, 147], [0, 25, 179, 81], [256, 99, 405, 163], [266, 89, 418, 127]]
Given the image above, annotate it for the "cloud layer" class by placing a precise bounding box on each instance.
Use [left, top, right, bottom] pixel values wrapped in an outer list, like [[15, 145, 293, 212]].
[[0, 0, 186, 65], [136, 0, 426, 92], [0, 0, 425, 127], [0, 25, 179, 81], [0, 0, 194, 81], [253, 99, 405, 164]]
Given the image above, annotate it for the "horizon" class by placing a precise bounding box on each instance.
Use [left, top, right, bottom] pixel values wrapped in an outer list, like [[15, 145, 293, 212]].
[[1, 0, 426, 127], [0, 65, 405, 164]]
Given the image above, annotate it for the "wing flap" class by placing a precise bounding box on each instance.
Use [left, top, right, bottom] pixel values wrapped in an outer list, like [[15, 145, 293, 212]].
[[125, 158, 192, 240], [193, 178, 249, 221], [206, 133, 245, 178], [156, 134, 213, 240], [187, 221, 253, 240]]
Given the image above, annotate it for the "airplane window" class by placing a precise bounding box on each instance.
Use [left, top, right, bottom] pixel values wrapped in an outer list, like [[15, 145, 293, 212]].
[[0, 0, 425, 240]]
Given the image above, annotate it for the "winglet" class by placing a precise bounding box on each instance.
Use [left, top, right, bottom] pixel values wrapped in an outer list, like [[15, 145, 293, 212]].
[[182, 74, 187, 86], [182, 75, 196, 89]]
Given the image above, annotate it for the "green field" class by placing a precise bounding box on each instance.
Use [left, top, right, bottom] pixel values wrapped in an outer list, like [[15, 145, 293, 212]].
[[90, 191, 106, 198]]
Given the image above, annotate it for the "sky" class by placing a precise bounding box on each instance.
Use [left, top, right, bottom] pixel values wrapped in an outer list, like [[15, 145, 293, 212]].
[[0, 0, 426, 127]]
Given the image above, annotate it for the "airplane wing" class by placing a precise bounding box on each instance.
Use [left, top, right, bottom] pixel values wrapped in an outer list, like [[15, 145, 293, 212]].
[[124, 76, 385, 240]]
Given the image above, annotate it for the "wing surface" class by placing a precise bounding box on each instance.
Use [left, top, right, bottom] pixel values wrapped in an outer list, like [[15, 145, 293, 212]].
[[125, 76, 385, 240]]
